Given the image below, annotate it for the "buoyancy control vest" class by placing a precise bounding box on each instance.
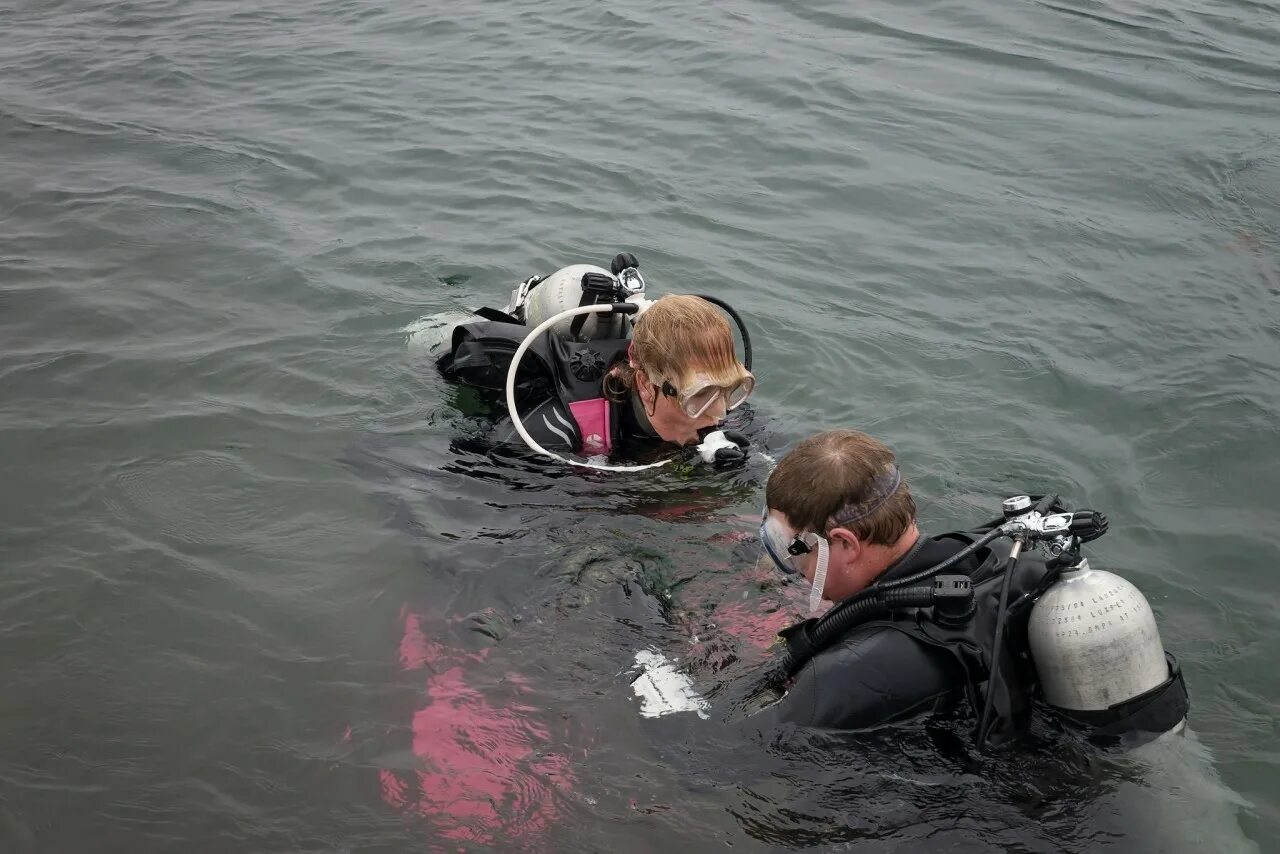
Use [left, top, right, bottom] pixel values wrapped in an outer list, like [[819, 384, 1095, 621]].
[[437, 259, 647, 456], [439, 315, 633, 455]]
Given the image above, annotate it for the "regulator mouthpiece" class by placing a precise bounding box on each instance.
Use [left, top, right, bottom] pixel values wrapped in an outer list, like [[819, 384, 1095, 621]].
[[695, 430, 739, 463], [694, 429, 752, 469]]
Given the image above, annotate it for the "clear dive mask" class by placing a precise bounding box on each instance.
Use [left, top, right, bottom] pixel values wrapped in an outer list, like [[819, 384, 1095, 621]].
[[760, 510, 829, 614], [658, 371, 756, 419]]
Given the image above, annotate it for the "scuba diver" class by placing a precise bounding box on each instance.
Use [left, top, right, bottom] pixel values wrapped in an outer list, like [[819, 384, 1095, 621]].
[[733, 429, 1190, 746], [434, 252, 760, 472]]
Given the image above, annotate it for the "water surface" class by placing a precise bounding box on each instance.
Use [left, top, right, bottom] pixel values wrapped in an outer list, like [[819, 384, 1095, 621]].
[[1, 0, 1277, 849]]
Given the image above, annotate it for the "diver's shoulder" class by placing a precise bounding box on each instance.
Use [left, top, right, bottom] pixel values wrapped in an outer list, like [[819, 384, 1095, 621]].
[[819, 620, 947, 670]]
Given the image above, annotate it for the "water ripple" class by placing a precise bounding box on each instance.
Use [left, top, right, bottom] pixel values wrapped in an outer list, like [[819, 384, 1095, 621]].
[[0, 0, 1277, 849]]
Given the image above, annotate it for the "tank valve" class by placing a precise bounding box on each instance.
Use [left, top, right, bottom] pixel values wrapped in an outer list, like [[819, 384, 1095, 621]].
[[1002, 495, 1032, 518]]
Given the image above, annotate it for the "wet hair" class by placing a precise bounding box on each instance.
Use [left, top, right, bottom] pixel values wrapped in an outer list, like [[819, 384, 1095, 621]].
[[603, 294, 740, 401], [766, 429, 916, 546]]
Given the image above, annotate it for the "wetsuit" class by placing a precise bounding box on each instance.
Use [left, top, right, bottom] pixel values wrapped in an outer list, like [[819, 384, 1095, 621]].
[[751, 535, 975, 730]]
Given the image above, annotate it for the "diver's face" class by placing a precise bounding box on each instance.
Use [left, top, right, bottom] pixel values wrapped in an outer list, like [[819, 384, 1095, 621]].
[[635, 367, 731, 446]]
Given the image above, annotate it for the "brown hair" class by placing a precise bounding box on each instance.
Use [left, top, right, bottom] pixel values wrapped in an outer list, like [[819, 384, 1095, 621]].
[[766, 429, 916, 546], [604, 294, 741, 401]]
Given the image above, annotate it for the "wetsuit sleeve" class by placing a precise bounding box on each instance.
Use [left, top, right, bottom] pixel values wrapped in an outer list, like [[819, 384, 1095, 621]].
[[759, 627, 962, 730], [489, 396, 580, 452]]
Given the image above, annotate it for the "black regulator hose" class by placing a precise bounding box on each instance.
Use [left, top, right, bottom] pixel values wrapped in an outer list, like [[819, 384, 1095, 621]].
[[878, 526, 1008, 592], [765, 585, 942, 687], [693, 294, 753, 371], [976, 537, 1024, 750], [971, 494, 1055, 747], [765, 529, 1005, 686]]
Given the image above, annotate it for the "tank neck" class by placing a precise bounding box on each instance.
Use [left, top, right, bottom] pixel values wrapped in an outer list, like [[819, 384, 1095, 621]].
[[1058, 556, 1091, 578]]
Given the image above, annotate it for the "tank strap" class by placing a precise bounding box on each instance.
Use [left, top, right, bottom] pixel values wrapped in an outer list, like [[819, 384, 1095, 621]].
[[567, 398, 613, 456], [473, 306, 521, 324], [1049, 652, 1189, 744]]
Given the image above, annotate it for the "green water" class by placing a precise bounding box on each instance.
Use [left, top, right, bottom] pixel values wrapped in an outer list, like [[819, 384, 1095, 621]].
[[1, 0, 1277, 849]]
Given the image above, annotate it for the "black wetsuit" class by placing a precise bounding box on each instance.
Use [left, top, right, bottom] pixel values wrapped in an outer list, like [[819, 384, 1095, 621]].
[[751, 535, 975, 730]]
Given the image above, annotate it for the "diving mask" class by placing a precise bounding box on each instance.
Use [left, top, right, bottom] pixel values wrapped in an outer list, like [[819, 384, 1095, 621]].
[[760, 510, 830, 614], [657, 371, 755, 419]]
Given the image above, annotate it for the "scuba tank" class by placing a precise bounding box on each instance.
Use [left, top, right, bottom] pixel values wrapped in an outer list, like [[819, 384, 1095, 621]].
[[1027, 557, 1171, 714], [1001, 496, 1187, 741], [997, 496, 1186, 741], [521, 264, 636, 341], [507, 252, 650, 339]]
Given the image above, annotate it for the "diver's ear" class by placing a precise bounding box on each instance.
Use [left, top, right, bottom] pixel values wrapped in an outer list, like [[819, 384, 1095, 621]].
[[827, 527, 863, 566], [634, 371, 665, 417], [634, 369, 653, 405]]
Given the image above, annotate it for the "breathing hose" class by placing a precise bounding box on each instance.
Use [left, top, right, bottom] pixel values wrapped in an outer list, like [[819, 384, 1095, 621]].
[[693, 294, 753, 371], [876, 526, 1007, 592], [975, 537, 1024, 749], [504, 301, 672, 472]]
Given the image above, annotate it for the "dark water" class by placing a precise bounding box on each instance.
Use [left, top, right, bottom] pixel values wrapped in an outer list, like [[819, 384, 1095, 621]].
[[2, 0, 1278, 850]]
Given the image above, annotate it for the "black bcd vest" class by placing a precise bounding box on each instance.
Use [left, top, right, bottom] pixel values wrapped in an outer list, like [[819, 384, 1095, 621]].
[[784, 526, 1189, 746], [439, 318, 633, 414]]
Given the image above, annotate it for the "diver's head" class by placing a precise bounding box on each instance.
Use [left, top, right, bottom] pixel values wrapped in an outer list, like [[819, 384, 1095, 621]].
[[605, 294, 754, 446], [761, 430, 918, 606]]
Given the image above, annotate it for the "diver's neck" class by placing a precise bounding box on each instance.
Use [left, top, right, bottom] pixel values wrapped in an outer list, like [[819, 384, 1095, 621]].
[[869, 525, 924, 584], [629, 391, 658, 437]]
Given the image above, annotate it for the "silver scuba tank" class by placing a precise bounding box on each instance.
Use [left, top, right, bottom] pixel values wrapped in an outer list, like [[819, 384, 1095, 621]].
[[522, 264, 630, 340], [1027, 557, 1172, 716]]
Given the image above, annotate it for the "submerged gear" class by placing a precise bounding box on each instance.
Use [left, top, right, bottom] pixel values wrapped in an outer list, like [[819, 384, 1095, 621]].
[[757, 497, 1189, 746]]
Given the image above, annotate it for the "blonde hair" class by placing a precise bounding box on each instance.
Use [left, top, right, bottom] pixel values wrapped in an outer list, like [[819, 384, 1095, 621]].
[[766, 430, 916, 546], [604, 294, 740, 401]]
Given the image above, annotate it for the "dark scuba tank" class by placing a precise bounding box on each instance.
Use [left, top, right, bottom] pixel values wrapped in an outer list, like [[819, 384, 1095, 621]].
[[1027, 557, 1178, 728]]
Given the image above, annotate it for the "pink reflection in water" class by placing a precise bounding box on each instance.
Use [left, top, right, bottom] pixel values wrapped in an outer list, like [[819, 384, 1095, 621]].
[[380, 606, 574, 848], [376, 528, 804, 847]]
